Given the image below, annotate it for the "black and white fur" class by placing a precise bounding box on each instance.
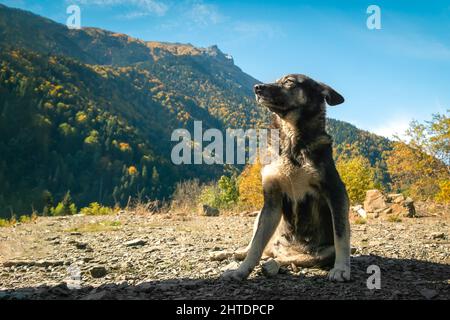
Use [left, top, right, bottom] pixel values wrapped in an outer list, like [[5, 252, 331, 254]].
[[222, 74, 351, 282]]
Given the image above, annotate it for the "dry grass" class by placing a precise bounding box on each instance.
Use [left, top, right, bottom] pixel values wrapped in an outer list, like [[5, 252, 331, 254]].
[[65, 220, 122, 233]]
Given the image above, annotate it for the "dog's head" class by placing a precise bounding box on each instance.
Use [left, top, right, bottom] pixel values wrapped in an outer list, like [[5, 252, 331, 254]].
[[254, 74, 344, 121]]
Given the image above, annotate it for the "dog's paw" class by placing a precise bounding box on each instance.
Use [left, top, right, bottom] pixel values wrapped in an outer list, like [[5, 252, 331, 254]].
[[328, 264, 351, 282], [221, 269, 249, 282]]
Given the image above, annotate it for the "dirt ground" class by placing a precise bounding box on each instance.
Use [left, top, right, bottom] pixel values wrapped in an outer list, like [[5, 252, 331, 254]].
[[0, 211, 448, 300]]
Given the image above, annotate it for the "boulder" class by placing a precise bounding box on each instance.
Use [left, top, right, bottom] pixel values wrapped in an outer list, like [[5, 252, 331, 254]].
[[199, 204, 219, 217], [261, 259, 280, 277], [387, 194, 405, 204], [90, 266, 107, 278], [403, 197, 416, 217], [364, 190, 388, 213]]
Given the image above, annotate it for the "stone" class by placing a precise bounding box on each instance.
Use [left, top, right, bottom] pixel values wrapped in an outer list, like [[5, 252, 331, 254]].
[[209, 250, 232, 261], [403, 197, 416, 217], [220, 261, 240, 272], [261, 258, 280, 277], [75, 242, 89, 250], [431, 232, 445, 240], [364, 190, 387, 213], [90, 266, 107, 278], [199, 204, 219, 217], [124, 239, 147, 247], [82, 290, 108, 300], [356, 207, 367, 218], [419, 288, 438, 300], [381, 207, 392, 215], [388, 194, 405, 203], [36, 260, 64, 267]]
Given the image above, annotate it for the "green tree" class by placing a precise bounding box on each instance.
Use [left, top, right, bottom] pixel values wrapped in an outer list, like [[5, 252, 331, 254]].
[[336, 156, 377, 204]]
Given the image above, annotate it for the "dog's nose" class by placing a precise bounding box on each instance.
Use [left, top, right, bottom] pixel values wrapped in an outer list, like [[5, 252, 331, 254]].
[[254, 84, 264, 94]]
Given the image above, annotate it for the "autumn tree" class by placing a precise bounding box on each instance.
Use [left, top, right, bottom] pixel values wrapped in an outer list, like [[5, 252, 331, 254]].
[[238, 161, 264, 210], [336, 156, 377, 204], [386, 110, 449, 202]]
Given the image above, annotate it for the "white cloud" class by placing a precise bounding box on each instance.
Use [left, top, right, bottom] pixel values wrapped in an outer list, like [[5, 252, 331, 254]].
[[371, 117, 411, 139], [186, 1, 223, 26], [69, 0, 168, 17]]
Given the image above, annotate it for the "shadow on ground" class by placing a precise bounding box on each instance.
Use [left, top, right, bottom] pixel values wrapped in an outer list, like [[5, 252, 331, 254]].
[[1, 255, 449, 300]]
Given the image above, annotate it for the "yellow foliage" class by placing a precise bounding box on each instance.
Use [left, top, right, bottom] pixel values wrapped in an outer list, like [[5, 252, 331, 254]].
[[336, 156, 376, 204], [76, 112, 87, 123], [435, 180, 450, 204], [386, 142, 448, 200], [238, 161, 264, 210], [119, 142, 131, 152], [128, 166, 138, 175]]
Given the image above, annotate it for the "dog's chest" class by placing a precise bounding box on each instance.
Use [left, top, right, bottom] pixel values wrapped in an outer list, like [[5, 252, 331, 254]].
[[261, 157, 320, 201]]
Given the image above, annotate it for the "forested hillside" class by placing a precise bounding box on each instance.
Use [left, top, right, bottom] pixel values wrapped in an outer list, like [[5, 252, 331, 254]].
[[0, 4, 393, 216]]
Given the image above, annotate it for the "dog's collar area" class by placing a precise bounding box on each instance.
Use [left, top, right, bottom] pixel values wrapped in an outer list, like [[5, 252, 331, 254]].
[[286, 134, 332, 165]]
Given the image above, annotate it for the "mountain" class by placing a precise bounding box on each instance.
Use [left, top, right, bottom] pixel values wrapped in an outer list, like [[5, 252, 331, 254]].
[[0, 4, 391, 217]]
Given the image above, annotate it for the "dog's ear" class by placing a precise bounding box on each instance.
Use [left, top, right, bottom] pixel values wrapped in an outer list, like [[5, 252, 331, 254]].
[[319, 82, 344, 106]]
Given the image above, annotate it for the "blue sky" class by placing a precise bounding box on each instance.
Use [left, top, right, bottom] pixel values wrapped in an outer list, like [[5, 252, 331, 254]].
[[2, 0, 450, 137]]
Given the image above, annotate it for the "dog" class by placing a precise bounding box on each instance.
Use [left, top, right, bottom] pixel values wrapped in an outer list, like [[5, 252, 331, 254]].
[[222, 74, 350, 282]]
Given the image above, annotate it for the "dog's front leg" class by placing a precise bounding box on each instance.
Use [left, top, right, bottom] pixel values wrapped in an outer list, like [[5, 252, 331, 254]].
[[323, 169, 351, 282], [222, 187, 282, 281]]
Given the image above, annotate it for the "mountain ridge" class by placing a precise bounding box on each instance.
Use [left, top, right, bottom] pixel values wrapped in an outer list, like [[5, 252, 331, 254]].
[[0, 4, 391, 216]]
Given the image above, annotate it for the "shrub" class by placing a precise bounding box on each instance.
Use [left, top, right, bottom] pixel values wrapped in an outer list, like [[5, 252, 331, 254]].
[[435, 179, 450, 204], [198, 176, 239, 210], [387, 215, 402, 223], [51, 191, 77, 216], [336, 156, 377, 204], [0, 218, 11, 227], [171, 179, 202, 211], [19, 215, 31, 223], [238, 162, 263, 210], [80, 202, 114, 216]]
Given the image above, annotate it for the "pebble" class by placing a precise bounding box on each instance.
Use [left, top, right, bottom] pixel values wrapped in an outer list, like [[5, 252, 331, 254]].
[[431, 232, 445, 240], [419, 288, 438, 300], [90, 266, 108, 278], [261, 259, 280, 277], [124, 239, 147, 247]]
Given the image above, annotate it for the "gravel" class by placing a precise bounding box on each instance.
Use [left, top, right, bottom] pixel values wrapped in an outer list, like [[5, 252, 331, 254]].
[[0, 212, 448, 300]]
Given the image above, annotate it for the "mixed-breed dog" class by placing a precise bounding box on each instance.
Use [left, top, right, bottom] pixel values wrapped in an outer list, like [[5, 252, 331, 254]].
[[222, 74, 351, 282]]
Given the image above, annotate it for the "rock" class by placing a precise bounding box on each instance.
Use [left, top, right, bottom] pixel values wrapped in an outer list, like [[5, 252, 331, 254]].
[[261, 259, 280, 277], [82, 290, 108, 300], [74, 242, 89, 250], [124, 239, 147, 247], [248, 211, 259, 217], [356, 207, 367, 219], [199, 204, 219, 217], [36, 260, 64, 267], [431, 232, 445, 240], [220, 261, 240, 272], [239, 210, 259, 217], [135, 282, 153, 293], [351, 205, 367, 218], [403, 197, 416, 217], [143, 247, 160, 254], [388, 194, 405, 203], [390, 203, 405, 215], [381, 207, 392, 215], [364, 190, 387, 213], [419, 288, 438, 300], [90, 266, 107, 278], [209, 250, 232, 261], [2, 260, 64, 268]]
